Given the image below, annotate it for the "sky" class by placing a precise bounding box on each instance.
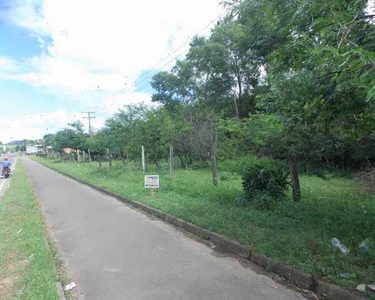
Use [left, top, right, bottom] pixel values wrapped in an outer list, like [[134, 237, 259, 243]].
[[0, 0, 223, 143]]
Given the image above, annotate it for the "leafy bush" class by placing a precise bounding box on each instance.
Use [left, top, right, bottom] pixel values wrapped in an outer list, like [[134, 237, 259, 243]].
[[242, 160, 290, 209]]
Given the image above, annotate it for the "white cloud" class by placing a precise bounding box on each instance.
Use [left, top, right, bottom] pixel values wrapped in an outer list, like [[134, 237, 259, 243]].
[[0, 57, 20, 73], [99, 91, 154, 115], [0, 0, 223, 142], [0, 109, 84, 143], [4, 0, 223, 96]]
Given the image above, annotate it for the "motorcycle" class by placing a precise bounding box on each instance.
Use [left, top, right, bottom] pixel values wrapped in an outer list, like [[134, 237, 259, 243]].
[[2, 167, 10, 179]]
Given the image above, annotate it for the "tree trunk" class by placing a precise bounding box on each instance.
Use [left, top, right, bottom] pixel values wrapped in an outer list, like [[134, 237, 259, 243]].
[[289, 153, 301, 201], [107, 149, 112, 168], [235, 66, 242, 119], [120, 151, 126, 168], [77, 150, 81, 162], [88, 149, 92, 163], [233, 98, 240, 120], [98, 154, 102, 167], [177, 155, 185, 168], [169, 144, 174, 180], [211, 125, 218, 186]]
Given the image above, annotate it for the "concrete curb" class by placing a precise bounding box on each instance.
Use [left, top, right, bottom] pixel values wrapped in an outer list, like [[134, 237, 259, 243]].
[[56, 282, 66, 300], [210, 232, 251, 259], [36, 161, 369, 300]]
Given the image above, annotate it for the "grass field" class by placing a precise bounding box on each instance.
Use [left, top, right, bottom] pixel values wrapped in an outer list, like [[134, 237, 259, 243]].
[[0, 159, 59, 300], [33, 156, 375, 292]]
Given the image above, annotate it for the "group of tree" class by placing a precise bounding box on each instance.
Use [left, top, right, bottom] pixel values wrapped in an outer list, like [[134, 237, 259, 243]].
[[42, 0, 375, 200]]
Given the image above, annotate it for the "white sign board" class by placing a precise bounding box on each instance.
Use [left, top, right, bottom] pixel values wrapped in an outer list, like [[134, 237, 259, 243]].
[[144, 175, 160, 189]]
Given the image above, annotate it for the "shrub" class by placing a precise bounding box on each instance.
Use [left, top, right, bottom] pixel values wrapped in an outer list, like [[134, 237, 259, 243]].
[[219, 155, 268, 174], [242, 160, 290, 209], [356, 167, 375, 194], [190, 160, 209, 170], [220, 171, 237, 181]]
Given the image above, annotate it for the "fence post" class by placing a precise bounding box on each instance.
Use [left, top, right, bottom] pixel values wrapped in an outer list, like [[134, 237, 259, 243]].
[[107, 149, 112, 168], [141, 146, 145, 172], [170, 144, 174, 180]]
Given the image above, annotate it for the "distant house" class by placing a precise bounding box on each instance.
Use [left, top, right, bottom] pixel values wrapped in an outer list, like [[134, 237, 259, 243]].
[[63, 148, 75, 154], [26, 145, 44, 154]]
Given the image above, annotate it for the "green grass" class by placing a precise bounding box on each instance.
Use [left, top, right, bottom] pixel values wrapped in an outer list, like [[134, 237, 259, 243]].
[[0, 159, 59, 300], [33, 157, 375, 291]]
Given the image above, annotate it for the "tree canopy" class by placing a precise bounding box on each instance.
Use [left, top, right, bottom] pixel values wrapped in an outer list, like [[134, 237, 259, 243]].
[[43, 0, 375, 180]]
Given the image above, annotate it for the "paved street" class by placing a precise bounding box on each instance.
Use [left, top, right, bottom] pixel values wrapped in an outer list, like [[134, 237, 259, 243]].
[[23, 157, 306, 300]]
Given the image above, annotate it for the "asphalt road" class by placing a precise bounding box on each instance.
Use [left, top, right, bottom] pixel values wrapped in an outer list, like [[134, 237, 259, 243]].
[[23, 157, 306, 300]]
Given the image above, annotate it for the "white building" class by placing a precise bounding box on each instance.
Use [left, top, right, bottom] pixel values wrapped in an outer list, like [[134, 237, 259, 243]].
[[26, 145, 44, 154]]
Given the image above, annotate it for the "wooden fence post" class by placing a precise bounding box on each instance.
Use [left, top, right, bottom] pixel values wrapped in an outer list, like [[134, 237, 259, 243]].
[[107, 149, 112, 168], [142, 146, 145, 172], [170, 144, 174, 180]]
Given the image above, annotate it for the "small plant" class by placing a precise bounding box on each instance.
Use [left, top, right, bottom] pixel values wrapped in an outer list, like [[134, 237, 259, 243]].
[[241, 160, 290, 209], [220, 171, 235, 181], [190, 160, 209, 170]]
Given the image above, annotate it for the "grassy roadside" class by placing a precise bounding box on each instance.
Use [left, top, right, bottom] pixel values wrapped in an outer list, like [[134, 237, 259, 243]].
[[0, 158, 59, 300], [32, 156, 375, 292]]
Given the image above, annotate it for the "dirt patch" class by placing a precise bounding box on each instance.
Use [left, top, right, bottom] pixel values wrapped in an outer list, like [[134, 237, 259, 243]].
[[0, 259, 30, 299], [5, 203, 24, 211], [0, 275, 19, 299], [8, 259, 30, 272]]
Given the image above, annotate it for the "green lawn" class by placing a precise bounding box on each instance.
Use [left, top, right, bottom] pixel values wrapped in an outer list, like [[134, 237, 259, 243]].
[[33, 156, 375, 291], [0, 159, 59, 300]]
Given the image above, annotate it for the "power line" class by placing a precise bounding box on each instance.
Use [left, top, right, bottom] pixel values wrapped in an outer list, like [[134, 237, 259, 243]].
[[121, 10, 227, 93], [18, 9, 230, 134], [95, 9, 228, 115], [82, 111, 96, 135]]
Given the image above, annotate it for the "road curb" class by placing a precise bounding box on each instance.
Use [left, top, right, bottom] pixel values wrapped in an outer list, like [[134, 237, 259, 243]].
[[209, 232, 251, 259], [56, 282, 66, 300], [35, 160, 369, 300], [316, 280, 369, 300]]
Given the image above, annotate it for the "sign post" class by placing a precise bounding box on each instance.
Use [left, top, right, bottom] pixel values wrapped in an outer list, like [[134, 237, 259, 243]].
[[144, 175, 160, 196]]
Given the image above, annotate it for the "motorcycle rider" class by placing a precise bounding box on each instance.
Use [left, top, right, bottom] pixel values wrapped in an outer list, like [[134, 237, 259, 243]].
[[2, 156, 11, 177]]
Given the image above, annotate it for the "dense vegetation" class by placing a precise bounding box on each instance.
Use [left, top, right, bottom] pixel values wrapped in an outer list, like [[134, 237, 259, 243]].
[[43, 0, 374, 188]]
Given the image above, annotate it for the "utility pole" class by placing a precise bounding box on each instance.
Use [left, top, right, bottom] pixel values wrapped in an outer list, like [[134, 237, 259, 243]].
[[82, 111, 96, 135]]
